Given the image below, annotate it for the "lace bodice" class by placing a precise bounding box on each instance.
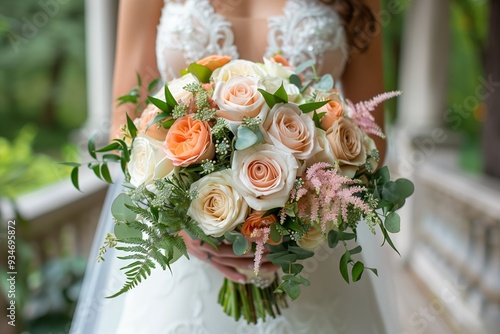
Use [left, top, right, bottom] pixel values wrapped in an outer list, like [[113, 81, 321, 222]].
[[156, 0, 349, 81]]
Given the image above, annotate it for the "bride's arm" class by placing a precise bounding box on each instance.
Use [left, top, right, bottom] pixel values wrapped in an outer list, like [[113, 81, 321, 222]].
[[341, 0, 386, 163], [110, 0, 163, 140]]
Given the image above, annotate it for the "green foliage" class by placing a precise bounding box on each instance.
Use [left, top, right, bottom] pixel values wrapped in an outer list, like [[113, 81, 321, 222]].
[[0, 125, 76, 198]]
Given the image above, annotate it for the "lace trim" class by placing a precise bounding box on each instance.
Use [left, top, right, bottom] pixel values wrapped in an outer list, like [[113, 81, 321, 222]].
[[157, 0, 239, 79], [266, 0, 348, 70], [157, 0, 347, 81]]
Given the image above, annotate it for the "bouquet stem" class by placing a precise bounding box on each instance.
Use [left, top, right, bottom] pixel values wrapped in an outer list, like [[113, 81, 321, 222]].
[[217, 274, 288, 324]]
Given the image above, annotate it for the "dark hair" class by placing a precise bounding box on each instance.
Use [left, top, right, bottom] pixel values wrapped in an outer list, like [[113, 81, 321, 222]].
[[321, 0, 377, 53]]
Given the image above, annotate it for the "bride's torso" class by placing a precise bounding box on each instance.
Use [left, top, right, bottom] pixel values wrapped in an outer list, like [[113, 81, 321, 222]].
[[156, 0, 349, 81]]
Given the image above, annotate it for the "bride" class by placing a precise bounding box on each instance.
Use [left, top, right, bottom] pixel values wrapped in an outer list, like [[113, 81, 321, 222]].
[[71, 0, 401, 333]]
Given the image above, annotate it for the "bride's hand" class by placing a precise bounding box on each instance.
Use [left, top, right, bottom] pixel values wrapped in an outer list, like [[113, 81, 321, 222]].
[[179, 231, 279, 283]]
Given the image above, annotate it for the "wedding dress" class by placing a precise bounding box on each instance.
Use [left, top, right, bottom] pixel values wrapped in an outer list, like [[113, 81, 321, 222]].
[[71, 1, 401, 333]]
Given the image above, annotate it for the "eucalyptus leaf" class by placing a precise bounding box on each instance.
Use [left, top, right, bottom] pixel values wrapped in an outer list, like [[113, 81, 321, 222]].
[[385, 212, 401, 233], [314, 74, 334, 91], [111, 193, 137, 224], [289, 74, 302, 89], [114, 222, 142, 240], [294, 59, 315, 74], [328, 230, 340, 248], [396, 178, 415, 198], [233, 236, 249, 256], [235, 126, 260, 150], [283, 281, 301, 300], [376, 166, 390, 184], [381, 181, 400, 203]]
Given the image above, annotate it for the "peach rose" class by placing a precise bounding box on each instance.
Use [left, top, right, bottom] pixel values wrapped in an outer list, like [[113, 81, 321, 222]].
[[241, 211, 281, 245], [163, 115, 215, 167], [196, 55, 232, 71], [213, 75, 269, 132], [325, 117, 366, 177], [136, 104, 170, 141], [232, 144, 299, 211], [262, 103, 319, 160]]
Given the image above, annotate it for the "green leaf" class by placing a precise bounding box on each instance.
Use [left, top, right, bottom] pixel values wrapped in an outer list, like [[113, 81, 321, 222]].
[[111, 193, 137, 223], [381, 181, 400, 203], [147, 112, 171, 129], [235, 126, 260, 150], [365, 267, 379, 276], [385, 212, 401, 233], [126, 113, 137, 138], [376, 166, 390, 184], [298, 100, 329, 113], [147, 78, 160, 92], [162, 118, 176, 129], [102, 154, 121, 163], [114, 222, 142, 240], [101, 164, 113, 183], [233, 235, 248, 256], [288, 246, 314, 259], [187, 63, 212, 83], [395, 178, 414, 198], [60, 162, 81, 167], [339, 231, 356, 241], [328, 230, 340, 248], [350, 245, 362, 255], [312, 110, 322, 128], [96, 142, 120, 152], [379, 224, 401, 256], [70, 167, 80, 191], [164, 84, 178, 108], [289, 74, 302, 89], [283, 281, 301, 300], [147, 95, 169, 113], [136, 72, 142, 87], [352, 261, 364, 282], [274, 83, 288, 103], [267, 253, 298, 265], [339, 249, 351, 283], [258, 88, 278, 109], [288, 263, 304, 274], [270, 223, 282, 244], [88, 134, 97, 159]]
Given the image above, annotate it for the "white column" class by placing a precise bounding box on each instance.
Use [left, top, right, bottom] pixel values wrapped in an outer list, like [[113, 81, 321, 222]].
[[397, 0, 450, 135], [80, 0, 118, 145]]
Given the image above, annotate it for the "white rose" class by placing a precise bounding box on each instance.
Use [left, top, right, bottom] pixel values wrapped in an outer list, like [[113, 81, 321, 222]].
[[259, 77, 302, 103], [297, 226, 326, 251], [213, 76, 269, 132], [187, 170, 249, 237], [232, 144, 299, 211], [262, 57, 295, 79], [262, 103, 320, 161], [211, 60, 268, 83], [155, 73, 199, 102], [128, 136, 174, 187]]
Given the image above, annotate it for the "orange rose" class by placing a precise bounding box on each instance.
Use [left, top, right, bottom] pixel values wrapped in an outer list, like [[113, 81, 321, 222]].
[[271, 54, 291, 67], [136, 104, 170, 141], [163, 115, 215, 167], [196, 55, 231, 71], [315, 92, 344, 130], [241, 211, 281, 245]]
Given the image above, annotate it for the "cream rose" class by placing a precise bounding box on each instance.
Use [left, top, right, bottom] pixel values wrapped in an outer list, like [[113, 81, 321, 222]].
[[296, 226, 326, 251], [325, 117, 366, 177], [213, 76, 269, 132], [307, 129, 336, 167], [232, 144, 299, 211], [262, 57, 295, 79], [155, 73, 199, 103], [211, 60, 267, 83], [187, 170, 249, 237], [128, 136, 174, 187], [262, 103, 319, 161]]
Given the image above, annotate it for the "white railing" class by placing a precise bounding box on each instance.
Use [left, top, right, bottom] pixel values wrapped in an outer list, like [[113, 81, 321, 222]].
[[408, 148, 500, 334]]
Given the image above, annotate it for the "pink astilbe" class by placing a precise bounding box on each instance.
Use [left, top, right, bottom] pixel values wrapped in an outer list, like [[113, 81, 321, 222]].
[[347, 91, 402, 138], [251, 227, 271, 276], [298, 163, 372, 232]]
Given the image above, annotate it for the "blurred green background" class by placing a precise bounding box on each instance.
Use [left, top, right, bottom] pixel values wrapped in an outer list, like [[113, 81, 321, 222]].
[[0, 0, 490, 332]]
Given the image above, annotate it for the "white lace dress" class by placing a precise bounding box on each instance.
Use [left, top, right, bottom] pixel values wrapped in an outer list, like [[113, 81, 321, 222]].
[[71, 1, 401, 333]]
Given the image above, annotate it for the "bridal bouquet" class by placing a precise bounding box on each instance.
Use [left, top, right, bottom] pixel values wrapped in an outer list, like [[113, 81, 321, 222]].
[[67, 55, 413, 324]]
